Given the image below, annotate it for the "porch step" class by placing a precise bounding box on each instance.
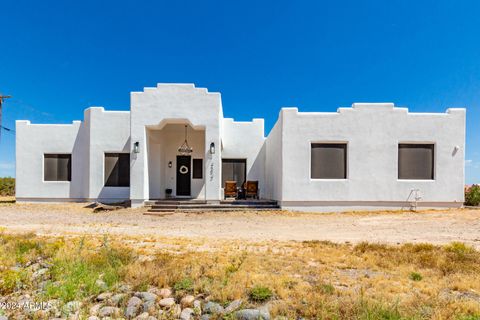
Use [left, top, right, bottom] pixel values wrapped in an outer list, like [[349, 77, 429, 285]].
[[144, 200, 207, 206], [144, 207, 279, 215], [143, 199, 280, 214]]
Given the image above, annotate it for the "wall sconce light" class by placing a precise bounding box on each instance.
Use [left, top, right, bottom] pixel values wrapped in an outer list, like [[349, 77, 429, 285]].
[[168, 161, 172, 168], [210, 142, 215, 154], [133, 141, 140, 154]]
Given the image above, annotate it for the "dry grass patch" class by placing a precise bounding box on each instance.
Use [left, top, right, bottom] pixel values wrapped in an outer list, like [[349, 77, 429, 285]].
[[1, 233, 480, 319]]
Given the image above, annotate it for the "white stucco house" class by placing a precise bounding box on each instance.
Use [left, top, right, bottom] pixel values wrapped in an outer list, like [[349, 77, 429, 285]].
[[16, 83, 466, 211]]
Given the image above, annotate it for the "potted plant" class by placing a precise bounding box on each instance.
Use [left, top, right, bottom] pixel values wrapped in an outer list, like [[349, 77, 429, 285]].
[[165, 188, 173, 198]]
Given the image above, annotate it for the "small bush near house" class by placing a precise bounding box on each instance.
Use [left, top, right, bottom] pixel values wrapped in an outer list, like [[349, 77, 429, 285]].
[[465, 184, 480, 206], [0, 177, 15, 196], [249, 285, 273, 302]]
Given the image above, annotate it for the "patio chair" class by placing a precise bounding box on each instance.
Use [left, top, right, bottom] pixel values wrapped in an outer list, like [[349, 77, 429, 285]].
[[224, 181, 238, 199], [245, 180, 259, 199]]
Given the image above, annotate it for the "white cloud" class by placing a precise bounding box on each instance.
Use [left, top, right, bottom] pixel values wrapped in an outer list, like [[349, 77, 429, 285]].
[[0, 162, 15, 170], [466, 159, 473, 166]]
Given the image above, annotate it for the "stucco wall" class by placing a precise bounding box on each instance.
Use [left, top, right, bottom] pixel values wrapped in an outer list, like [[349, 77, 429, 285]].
[[85, 107, 131, 201], [221, 118, 266, 197], [15, 120, 89, 200], [264, 113, 283, 200], [275, 103, 466, 211], [130, 84, 222, 206], [15, 84, 466, 210]]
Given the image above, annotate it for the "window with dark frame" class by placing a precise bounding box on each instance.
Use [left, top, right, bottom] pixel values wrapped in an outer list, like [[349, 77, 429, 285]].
[[311, 143, 347, 179], [398, 144, 434, 180], [222, 159, 247, 187], [44, 154, 71, 181], [105, 153, 130, 187], [192, 158, 203, 179]]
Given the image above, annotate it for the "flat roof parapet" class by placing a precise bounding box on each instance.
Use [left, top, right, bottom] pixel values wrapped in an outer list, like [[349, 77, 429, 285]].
[[352, 103, 395, 110]]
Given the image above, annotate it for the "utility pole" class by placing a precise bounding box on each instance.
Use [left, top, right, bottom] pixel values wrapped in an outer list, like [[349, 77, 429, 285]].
[[0, 94, 12, 142]]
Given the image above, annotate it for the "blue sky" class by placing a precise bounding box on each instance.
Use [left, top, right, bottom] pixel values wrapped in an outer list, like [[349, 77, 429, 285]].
[[0, 0, 479, 183]]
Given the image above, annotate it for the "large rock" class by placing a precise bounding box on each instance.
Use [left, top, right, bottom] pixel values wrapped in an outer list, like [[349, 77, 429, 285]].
[[234, 309, 270, 320], [118, 283, 132, 292], [125, 296, 142, 318], [158, 288, 172, 298], [32, 268, 49, 281], [96, 292, 112, 302], [136, 312, 156, 320], [180, 308, 194, 320], [89, 303, 103, 316], [142, 299, 156, 313], [98, 306, 120, 317], [110, 293, 126, 306], [180, 295, 195, 307], [203, 301, 225, 314], [134, 292, 158, 302], [62, 300, 81, 316], [193, 300, 202, 313], [225, 299, 242, 313], [159, 297, 175, 308]]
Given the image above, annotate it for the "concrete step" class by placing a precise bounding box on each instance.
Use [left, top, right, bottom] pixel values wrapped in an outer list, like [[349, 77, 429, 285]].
[[144, 200, 207, 206], [149, 204, 280, 210], [144, 207, 280, 214], [143, 199, 280, 215]]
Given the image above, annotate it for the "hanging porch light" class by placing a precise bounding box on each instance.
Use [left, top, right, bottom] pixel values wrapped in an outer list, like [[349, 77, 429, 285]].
[[178, 125, 193, 155]]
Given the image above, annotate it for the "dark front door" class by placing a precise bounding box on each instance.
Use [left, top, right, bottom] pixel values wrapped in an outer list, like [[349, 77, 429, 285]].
[[176, 155, 191, 196]]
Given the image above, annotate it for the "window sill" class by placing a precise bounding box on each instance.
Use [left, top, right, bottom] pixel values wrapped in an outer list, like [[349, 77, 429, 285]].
[[397, 179, 435, 182]]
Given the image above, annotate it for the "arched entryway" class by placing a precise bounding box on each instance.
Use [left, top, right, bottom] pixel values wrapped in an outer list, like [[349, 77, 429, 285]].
[[146, 120, 206, 199]]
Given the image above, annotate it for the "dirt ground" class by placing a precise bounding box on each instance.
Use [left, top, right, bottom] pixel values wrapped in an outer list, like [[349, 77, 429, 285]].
[[1, 200, 479, 248]]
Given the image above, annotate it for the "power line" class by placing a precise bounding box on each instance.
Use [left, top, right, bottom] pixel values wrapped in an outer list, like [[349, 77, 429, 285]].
[[0, 94, 13, 142], [0, 125, 15, 134]]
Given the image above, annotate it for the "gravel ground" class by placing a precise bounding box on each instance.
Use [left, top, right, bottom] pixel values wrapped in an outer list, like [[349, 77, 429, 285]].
[[1, 201, 480, 248]]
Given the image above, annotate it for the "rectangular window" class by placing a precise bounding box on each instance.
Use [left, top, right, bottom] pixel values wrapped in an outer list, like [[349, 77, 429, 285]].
[[192, 158, 203, 179], [44, 154, 71, 181], [105, 153, 130, 187], [398, 144, 434, 180], [222, 159, 246, 187], [311, 143, 347, 179]]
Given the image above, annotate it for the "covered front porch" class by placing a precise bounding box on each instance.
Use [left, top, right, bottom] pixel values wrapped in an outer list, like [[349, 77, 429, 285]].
[[146, 120, 208, 200]]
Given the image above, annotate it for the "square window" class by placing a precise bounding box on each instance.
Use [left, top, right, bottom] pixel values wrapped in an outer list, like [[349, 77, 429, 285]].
[[105, 153, 130, 187], [44, 154, 71, 181], [398, 144, 434, 180], [311, 143, 347, 179], [222, 159, 246, 187]]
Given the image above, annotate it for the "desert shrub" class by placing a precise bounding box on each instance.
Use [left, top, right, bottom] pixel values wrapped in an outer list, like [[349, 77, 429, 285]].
[[0, 177, 14, 196], [457, 315, 480, 320], [249, 285, 273, 302], [409, 272, 422, 281], [444, 242, 475, 260], [0, 269, 28, 294], [320, 283, 335, 294], [465, 185, 480, 206], [354, 242, 389, 253], [174, 277, 194, 292], [44, 242, 132, 302]]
